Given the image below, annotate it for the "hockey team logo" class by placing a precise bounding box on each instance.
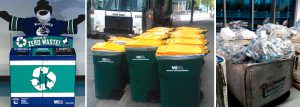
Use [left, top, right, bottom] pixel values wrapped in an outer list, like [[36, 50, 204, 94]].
[[12, 98, 19, 104], [63, 37, 69, 46], [31, 67, 56, 91], [166, 66, 189, 72], [16, 37, 27, 48], [36, 24, 50, 36], [132, 55, 149, 61]]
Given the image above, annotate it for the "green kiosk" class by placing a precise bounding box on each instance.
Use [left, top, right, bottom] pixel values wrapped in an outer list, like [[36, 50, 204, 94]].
[[10, 36, 76, 107]]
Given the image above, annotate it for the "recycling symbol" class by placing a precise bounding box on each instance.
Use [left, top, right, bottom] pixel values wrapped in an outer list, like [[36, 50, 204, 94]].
[[16, 37, 27, 47], [31, 67, 56, 91]]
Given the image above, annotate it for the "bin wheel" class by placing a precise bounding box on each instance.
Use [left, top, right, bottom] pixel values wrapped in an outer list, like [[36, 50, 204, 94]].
[[200, 90, 204, 101], [148, 90, 160, 103], [110, 89, 124, 100], [263, 91, 290, 107], [201, 60, 205, 65]]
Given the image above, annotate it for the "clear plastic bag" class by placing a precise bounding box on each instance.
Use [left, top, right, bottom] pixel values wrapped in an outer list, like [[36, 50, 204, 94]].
[[256, 23, 291, 39], [225, 20, 257, 40], [218, 22, 294, 64], [244, 38, 294, 63]]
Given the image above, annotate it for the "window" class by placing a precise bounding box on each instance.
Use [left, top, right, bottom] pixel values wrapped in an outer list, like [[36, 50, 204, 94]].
[[94, 0, 144, 11], [254, 0, 272, 28], [216, 0, 296, 31], [226, 0, 250, 26], [216, 0, 224, 30], [276, 0, 295, 26]]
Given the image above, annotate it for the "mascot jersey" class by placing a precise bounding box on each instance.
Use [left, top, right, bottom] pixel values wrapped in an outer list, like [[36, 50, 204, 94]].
[[9, 16, 77, 36]]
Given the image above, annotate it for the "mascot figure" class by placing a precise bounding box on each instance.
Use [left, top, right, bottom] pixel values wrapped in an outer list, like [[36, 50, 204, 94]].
[[0, 0, 85, 36]]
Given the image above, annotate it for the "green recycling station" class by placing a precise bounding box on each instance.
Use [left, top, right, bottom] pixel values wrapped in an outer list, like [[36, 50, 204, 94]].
[[10, 36, 76, 107]]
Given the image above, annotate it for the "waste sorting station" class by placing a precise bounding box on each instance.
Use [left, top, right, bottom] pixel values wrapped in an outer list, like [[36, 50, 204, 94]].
[[10, 36, 76, 107]]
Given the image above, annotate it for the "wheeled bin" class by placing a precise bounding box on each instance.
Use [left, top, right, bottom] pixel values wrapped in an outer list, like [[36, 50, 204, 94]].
[[91, 42, 126, 99], [156, 44, 208, 107], [125, 39, 164, 102]]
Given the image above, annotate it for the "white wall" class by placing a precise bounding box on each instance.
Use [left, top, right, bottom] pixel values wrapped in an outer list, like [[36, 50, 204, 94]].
[[0, 0, 85, 76], [295, 0, 300, 24]]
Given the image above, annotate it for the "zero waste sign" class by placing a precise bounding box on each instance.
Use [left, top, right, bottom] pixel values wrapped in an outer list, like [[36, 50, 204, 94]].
[[13, 36, 73, 48]]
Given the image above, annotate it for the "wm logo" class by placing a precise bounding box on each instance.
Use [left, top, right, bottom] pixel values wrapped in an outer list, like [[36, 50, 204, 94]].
[[54, 100, 64, 104], [136, 56, 146, 59], [171, 66, 184, 70], [102, 58, 111, 62]]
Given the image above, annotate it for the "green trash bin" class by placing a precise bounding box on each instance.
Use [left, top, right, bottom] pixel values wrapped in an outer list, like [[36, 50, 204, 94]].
[[125, 47, 160, 102], [91, 42, 126, 99], [124, 39, 164, 102], [109, 37, 134, 84], [156, 44, 208, 107], [157, 55, 204, 107]]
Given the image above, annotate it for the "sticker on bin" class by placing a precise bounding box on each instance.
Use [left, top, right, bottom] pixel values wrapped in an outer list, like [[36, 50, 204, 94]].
[[262, 78, 285, 98], [125, 39, 164, 48], [166, 38, 208, 45], [166, 66, 189, 72], [91, 42, 125, 52], [131, 55, 150, 61], [98, 58, 114, 63], [13, 36, 73, 48], [156, 44, 209, 56]]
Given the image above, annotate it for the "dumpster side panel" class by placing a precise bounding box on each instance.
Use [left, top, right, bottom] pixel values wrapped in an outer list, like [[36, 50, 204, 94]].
[[226, 64, 247, 106], [216, 60, 228, 107], [246, 59, 293, 107], [227, 58, 293, 107]]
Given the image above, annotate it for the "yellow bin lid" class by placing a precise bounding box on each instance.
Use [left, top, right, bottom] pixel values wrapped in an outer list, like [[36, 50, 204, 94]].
[[166, 38, 208, 45], [108, 37, 133, 45], [125, 39, 164, 48], [170, 32, 206, 39], [176, 27, 208, 33], [156, 44, 209, 56], [91, 42, 125, 52], [147, 27, 174, 33], [133, 33, 168, 40]]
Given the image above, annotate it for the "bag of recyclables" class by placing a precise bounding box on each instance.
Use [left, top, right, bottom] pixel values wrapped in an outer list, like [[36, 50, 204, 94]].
[[217, 22, 294, 64]]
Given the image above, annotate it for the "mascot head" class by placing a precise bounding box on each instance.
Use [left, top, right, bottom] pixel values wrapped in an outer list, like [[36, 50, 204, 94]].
[[34, 0, 52, 23]]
